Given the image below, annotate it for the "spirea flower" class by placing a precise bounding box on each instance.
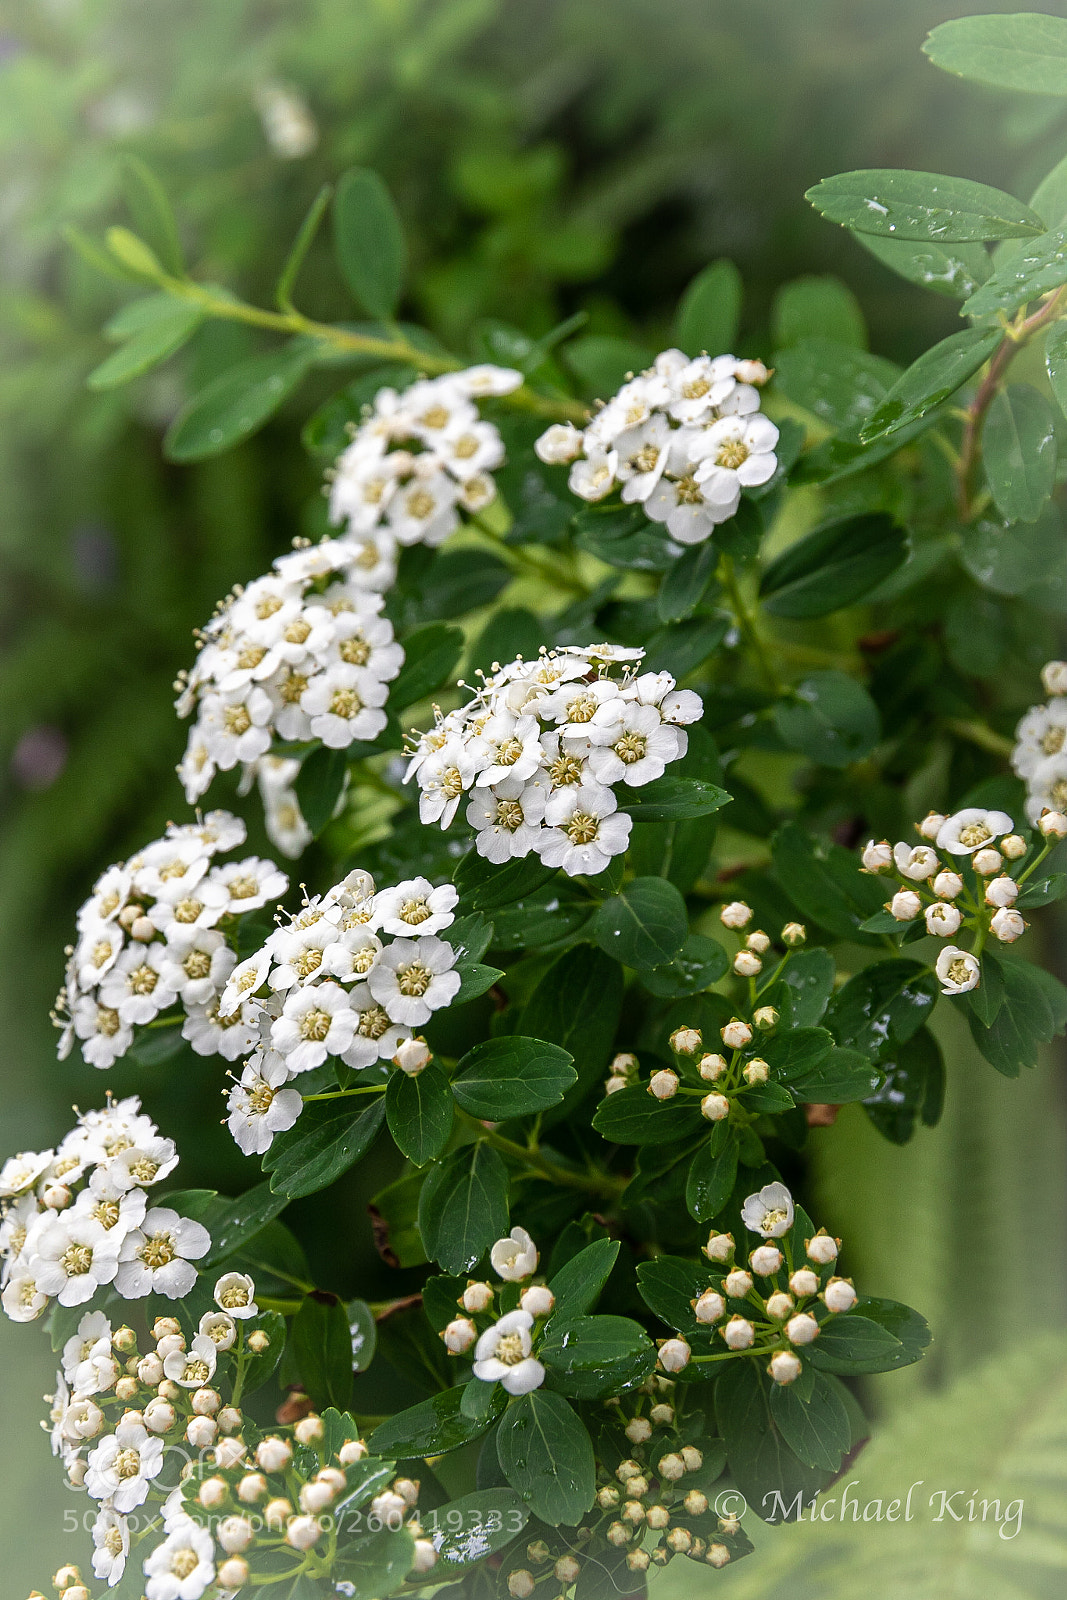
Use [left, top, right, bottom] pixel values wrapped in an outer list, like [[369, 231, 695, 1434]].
[[472, 1309, 546, 1395], [741, 1181, 795, 1238], [539, 348, 776, 543], [935, 945, 981, 995], [405, 646, 701, 877]]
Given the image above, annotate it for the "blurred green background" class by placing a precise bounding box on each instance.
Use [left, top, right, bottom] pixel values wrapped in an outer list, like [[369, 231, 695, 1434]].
[[2, 1, 1066, 1594]]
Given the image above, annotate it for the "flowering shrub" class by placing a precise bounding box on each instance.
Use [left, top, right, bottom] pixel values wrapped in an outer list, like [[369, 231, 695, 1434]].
[[7, 11, 1067, 1599]]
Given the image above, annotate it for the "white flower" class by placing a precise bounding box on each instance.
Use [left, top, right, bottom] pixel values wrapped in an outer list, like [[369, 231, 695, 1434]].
[[587, 704, 683, 787], [99, 945, 179, 1027], [892, 842, 939, 881], [466, 780, 547, 862], [862, 840, 893, 872], [373, 877, 458, 937], [491, 1227, 539, 1282], [70, 996, 135, 1068], [86, 1418, 164, 1511], [217, 947, 274, 1018], [935, 808, 1013, 855], [416, 744, 478, 828], [614, 414, 672, 503], [386, 470, 460, 546], [31, 1216, 122, 1305], [116, 1207, 211, 1298], [299, 664, 389, 747], [162, 1332, 219, 1389], [991, 907, 1026, 943], [925, 902, 962, 938], [985, 875, 1019, 908], [1, 1266, 49, 1321], [104, 1135, 178, 1193], [935, 945, 981, 995], [271, 983, 358, 1072], [472, 1309, 545, 1396], [73, 922, 125, 990], [199, 1311, 237, 1352], [1011, 699, 1067, 779], [568, 450, 618, 502], [159, 929, 235, 1006], [475, 713, 545, 787], [340, 983, 412, 1067], [741, 1182, 794, 1239], [367, 937, 461, 1026], [226, 1053, 303, 1155], [205, 856, 289, 913], [0, 1150, 53, 1198], [1026, 753, 1067, 825], [143, 1516, 216, 1600], [61, 1310, 114, 1393], [454, 363, 524, 398], [92, 1504, 130, 1586], [933, 869, 964, 899], [199, 686, 274, 768], [539, 784, 632, 876], [690, 413, 779, 509], [535, 423, 584, 464], [214, 1271, 258, 1318]]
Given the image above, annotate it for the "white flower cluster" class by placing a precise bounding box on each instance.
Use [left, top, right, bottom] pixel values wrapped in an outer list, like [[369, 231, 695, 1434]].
[[220, 871, 462, 1154], [1, 1095, 208, 1323], [53, 812, 288, 1070], [326, 363, 522, 545], [657, 1182, 855, 1389], [405, 644, 703, 877], [1012, 660, 1067, 825], [441, 1226, 552, 1398], [535, 348, 778, 544]]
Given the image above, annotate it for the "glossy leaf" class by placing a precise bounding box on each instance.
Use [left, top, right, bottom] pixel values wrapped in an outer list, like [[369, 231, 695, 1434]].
[[593, 876, 688, 971], [967, 956, 1067, 1076], [982, 384, 1057, 525], [592, 1084, 704, 1145], [418, 1142, 509, 1273], [265, 1096, 386, 1199], [548, 1239, 620, 1320], [386, 1063, 454, 1166], [780, 949, 836, 1026], [370, 1384, 496, 1458], [716, 1360, 827, 1519], [520, 947, 624, 1110], [332, 1528, 415, 1595], [790, 1047, 885, 1104], [200, 1182, 288, 1269], [496, 1389, 596, 1526], [642, 932, 729, 998], [427, 1488, 530, 1569], [1046, 321, 1067, 421], [855, 232, 991, 299], [771, 823, 886, 941], [806, 170, 1044, 242], [686, 1125, 739, 1221], [451, 1036, 576, 1119], [962, 227, 1067, 317], [540, 1314, 656, 1398], [454, 851, 558, 911], [858, 326, 1001, 443], [773, 671, 881, 767], [761, 513, 908, 618], [807, 1298, 930, 1375], [864, 1026, 945, 1143], [617, 775, 732, 820], [164, 343, 315, 461], [291, 1291, 353, 1410], [772, 275, 866, 348], [770, 1371, 852, 1471], [656, 540, 718, 622], [391, 623, 465, 708], [828, 960, 938, 1059], [333, 167, 406, 317]]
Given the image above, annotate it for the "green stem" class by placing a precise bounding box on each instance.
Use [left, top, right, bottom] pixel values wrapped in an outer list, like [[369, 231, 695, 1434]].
[[943, 718, 1014, 759], [456, 1110, 628, 1199], [719, 553, 786, 695], [301, 1084, 386, 1102]]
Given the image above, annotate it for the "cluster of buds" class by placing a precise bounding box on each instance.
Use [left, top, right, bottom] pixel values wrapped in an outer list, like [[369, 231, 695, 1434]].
[[655, 1183, 855, 1388], [440, 1227, 555, 1398], [630, 1006, 791, 1125], [861, 804, 1064, 995], [720, 901, 807, 981]]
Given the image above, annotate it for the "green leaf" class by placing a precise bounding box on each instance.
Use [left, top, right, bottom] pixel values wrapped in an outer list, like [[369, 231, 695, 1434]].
[[806, 170, 1045, 242], [548, 1239, 620, 1320], [686, 1125, 739, 1221], [770, 823, 886, 941], [656, 540, 718, 622], [572, 503, 679, 571], [333, 168, 406, 318], [451, 1036, 577, 1119], [88, 296, 202, 389], [864, 1026, 945, 1143], [962, 227, 1067, 318], [265, 1096, 386, 1199], [332, 1529, 415, 1595], [617, 776, 732, 821], [489, 887, 592, 950], [968, 955, 1067, 1076], [120, 156, 184, 274], [716, 1360, 827, 1519], [125, 1023, 185, 1066], [1017, 872, 1067, 909], [450, 961, 505, 1005], [643, 613, 730, 676], [674, 259, 742, 356], [164, 343, 315, 461], [540, 1314, 656, 1399], [105, 225, 164, 280], [772, 275, 866, 349], [858, 326, 1002, 443], [391, 623, 465, 708], [773, 671, 881, 768], [773, 339, 900, 434], [790, 1047, 884, 1104], [854, 233, 991, 299], [592, 1084, 704, 1145], [291, 1291, 353, 1410], [924, 13, 1067, 96], [828, 960, 938, 1058], [386, 1063, 454, 1166], [496, 1390, 596, 1526], [276, 184, 333, 310], [780, 949, 836, 1026], [566, 334, 654, 397], [642, 932, 729, 999], [758, 1027, 836, 1082], [427, 1488, 530, 1569], [636, 1255, 714, 1335], [520, 947, 624, 1111], [238, 1309, 286, 1396], [761, 514, 908, 618], [200, 1182, 288, 1269], [370, 1384, 494, 1458], [418, 1142, 509, 1273], [294, 745, 348, 836], [444, 912, 495, 965], [769, 1371, 852, 1472], [807, 1310, 920, 1376], [593, 876, 688, 971], [454, 851, 558, 912], [346, 1299, 378, 1372], [1047, 319, 1067, 421], [982, 384, 1057, 524]]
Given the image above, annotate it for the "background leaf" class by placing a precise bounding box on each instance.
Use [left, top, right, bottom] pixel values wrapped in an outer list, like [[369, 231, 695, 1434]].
[[333, 167, 406, 317]]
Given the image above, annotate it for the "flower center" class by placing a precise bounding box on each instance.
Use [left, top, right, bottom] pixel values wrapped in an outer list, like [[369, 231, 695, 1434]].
[[339, 634, 371, 666], [300, 1009, 333, 1041], [1041, 726, 1065, 755], [224, 706, 252, 735], [1053, 777, 1067, 809], [93, 1200, 121, 1230], [496, 1333, 526, 1365], [293, 948, 323, 977], [285, 619, 311, 644], [399, 897, 432, 925], [614, 732, 647, 764], [495, 800, 525, 831], [99, 891, 121, 917], [256, 595, 284, 619], [183, 950, 212, 980], [237, 644, 266, 670], [219, 1284, 251, 1309], [104, 1527, 124, 1556], [128, 964, 158, 995], [330, 687, 363, 719], [674, 473, 704, 504], [948, 958, 972, 985], [565, 812, 600, 845], [565, 694, 597, 723], [248, 1081, 274, 1113], [959, 822, 992, 848], [179, 1358, 210, 1385], [406, 489, 436, 520], [548, 753, 584, 787], [441, 766, 464, 799], [228, 875, 259, 899], [173, 899, 203, 923], [496, 736, 525, 765], [279, 670, 308, 703], [141, 1232, 175, 1269], [419, 405, 450, 430], [396, 962, 432, 997], [91, 940, 114, 968], [631, 443, 660, 473], [682, 377, 710, 400], [114, 1447, 142, 1479], [358, 1005, 390, 1039], [716, 438, 749, 470], [129, 1157, 160, 1182], [62, 1244, 94, 1277], [760, 1208, 788, 1234]]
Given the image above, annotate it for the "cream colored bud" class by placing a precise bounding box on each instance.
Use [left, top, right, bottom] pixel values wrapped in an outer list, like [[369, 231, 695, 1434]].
[[769, 1350, 802, 1385], [192, 1387, 221, 1416], [973, 847, 1002, 876], [649, 1069, 680, 1100], [616, 1459, 643, 1481], [646, 1503, 671, 1529], [1039, 810, 1067, 838], [724, 1268, 753, 1298], [137, 1354, 164, 1386], [286, 1514, 322, 1550], [394, 1477, 420, 1508], [114, 1377, 139, 1403], [806, 1230, 839, 1264], [658, 1452, 686, 1482], [623, 1499, 646, 1524], [991, 907, 1026, 942], [217, 1405, 243, 1434], [316, 1467, 346, 1495], [247, 1330, 270, 1354], [130, 916, 156, 942], [610, 1052, 639, 1077], [703, 1230, 734, 1262], [721, 1019, 752, 1049], [925, 901, 962, 937], [300, 1480, 334, 1515], [625, 1417, 652, 1443], [607, 1522, 631, 1546], [520, 1285, 555, 1318], [197, 1474, 227, 1508], [733, 950, 762, 977], [1001, 834, 1027, 860], [823, 1277, 857, 1313], [527, 1539, 551, 1564], [743, 1058, 769, 1086], [338, 1439, 368, 1465], [669, 1027, 702, 1056], [862, 840, 893, 872], [59, 1591, 90, 1600], [214, 1436, 247, 1470], [746, 929, 771, 954], [152, 1316, 181, 1341], [218, 1515, 254, 1553], [782, 921, 807, 945], [508, 1570, 536, 1598], [785, 1312, 820, 1345], [754, 1006, 779, 1031], [256, 1436, 292, 1473], [112, 1325, 137, 1353], [461, 1280, 494, 1314], [627, 1548, 651, 1572], [933, 868, 964, 899], [265, 1497, 292, 1529], [411, 1539, 437, 1574], [294, 1414, 324, 1446], [53, 1569, 82, 1592], [666, 1526, 692, 1552], [238, 1473, 269, 1504], [187, 1416, 218, 1450], [918, 812, 947, 841], [701, 1092, 730, 1121], [555, 1555, 581, 1583], [658, 1337, 691, 1372], [144, 1399, 175, 1434], [443, 1317, 477, 1354], [217, 1559, 250, 1590], [650, 1402, 674, 1426], [393, 1038, 431, 1075], [765, 1291, 794, 1320], [694, 1289, 726, 1324], [789, 1269, 819, 1297], [626, 1474, 650, 1500], [684, 1489, 709, 1515], [706, 1542, 731, 1568], [889, 889, 921, 921], [698, 1052, 727, 1080], [67, 1458, 86, 1487], [720, 901, 753, 929], [985, 875, 1019, 908], [605, 1074, 628, 1094], [598, 1485, 621, 1509], [155, 1333, 186, 1360], [722, 1316, 755, 1349]]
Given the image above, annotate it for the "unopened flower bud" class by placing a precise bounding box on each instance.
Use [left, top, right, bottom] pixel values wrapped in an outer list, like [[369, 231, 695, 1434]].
[[520, 1285, 555, 1318], [60, 1590, 90, 1600], [889, 889, 921, 921], [144, 1399, 175, 1434], [725, 1268, 753, 1297], [746, 930, 771, 955], [217, 1559, 250, 1590], [461, 1280, 494, 1314], [256, 1436, 292, 1473], [394, 1037, 431, 1075], [509, 1570, 536, 1597], [698, 1052, 727, 1080], [286, 1514, 322, 1550], [669, 1027, 702, 1056], [694, 1289, 726, 1324], [605, 1074, 628, 1094], [1042, 660, 1067, 696], [750, 1244, 782, 1275], [196, 1474, 226, 1507], [684, 1488, 709, 1515], [617, 1460, 643, 1481], [973, 847, 1002, 876], [238, 1472, 269, 1504], [214, 1436, 247, 1469], [743, 1057, 769, 1086], [658, 1452, 686, 1482], [607, 1521, 631, 1546], [917, 812, 946, 841], [658, 1337, 691, 1372], [218, 1515, 254, 1554], [733, 950, 762, 977], [646, 1503, 670, 1528], [137, 1354, 164, 1387], [823, 1277, 857, 1313], [625, 1416, 652, 1443], [130, 916, 155, 943], [722, 1018, 752, 1049], [933, 869, 964, 899], [666, 1525, 692, 1551], [598, 1485, 621, 1509], [247, 1329, 271, 1354], [650, 1402, 674, 1425], [155, 1333, 185, 1360], [769, 1349, 803, 1385], [754, 1006, 779, 1031], [555, 1555, 581, 1583], [782, 921, 807, 946], [264, 1497, 291, 1529], [114, 1377, 139, 1403], [300, 1480, 334, 1515], [152, 1316, 181, 1341], [623, 1499, 646, 1524], [789, 1269, 819, 1297], [187, 1416, 218, 1450], [294, 1414, 324, 1446], [216, 1405, 242, 1434], [991, 907, 1026, 942], [443, 1317, 477, 1354], [649, 1069, 679, 1100], [610, 1052, 639, 1077], [985, 875, 1019, 908], [192, 1387, 221, 1417], [53, 1569, 82, 1592], [627, 1548, 651, 1572], [1040, 810, 1067, 838], [701, 1092, 730, 1121], [703, 1230, 734, 1262], [706, 1542, 731, 1567], [806, 1230, 839, 1264], [680, 1446, 702, 1471], [925, 902, 961, 937], [338, 1438, 368, 1465], [720, 901, 753, 929], [1001, 834, 1027, 860], [786, 1311, 820, 1345], [527, 1539, 551, 1564], [112, 1325, 137, 1353], [765, 1291, 794, 1320], [723, 1316, 755, 1350], [862, 840, 893, 872]]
